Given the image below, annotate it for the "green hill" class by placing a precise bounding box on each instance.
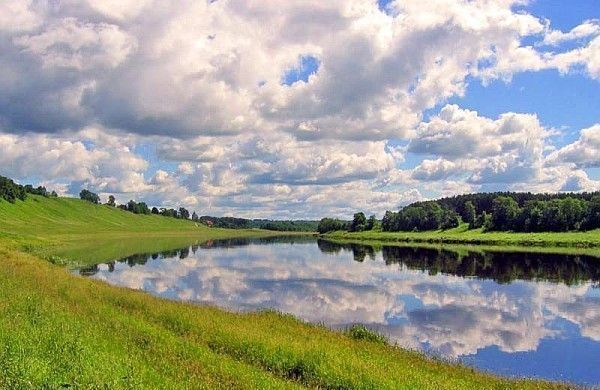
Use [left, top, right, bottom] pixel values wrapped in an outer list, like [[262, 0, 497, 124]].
[[0, 195, 277, 266]]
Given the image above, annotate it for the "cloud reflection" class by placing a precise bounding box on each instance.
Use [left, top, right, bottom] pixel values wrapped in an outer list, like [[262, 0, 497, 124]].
[[84, 239, 600, 382]]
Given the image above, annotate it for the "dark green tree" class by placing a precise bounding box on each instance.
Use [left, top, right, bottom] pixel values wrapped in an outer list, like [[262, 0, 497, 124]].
[[441, 209, 460, 229], [350, 212, 367, 232], [107, 195, 116, 207], [585, 196, 600, 230], [317, 218, 347, 233], [464, 201, 476, 228], [179, 207, 190, 219], [365, 215, 377, 230], [79, 189, 100, 204], [490, 196, 519, 230]]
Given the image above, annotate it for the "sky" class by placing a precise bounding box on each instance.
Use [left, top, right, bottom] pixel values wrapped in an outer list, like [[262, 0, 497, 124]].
[[0, 0, 599, 219]]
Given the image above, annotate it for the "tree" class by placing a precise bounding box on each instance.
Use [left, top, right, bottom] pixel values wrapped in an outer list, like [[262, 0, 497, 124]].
[[350, 212, 367, 232], [464, 201, 476, 228], [192, 211, 199, 221], [0, 175, 27, 203], [441, 209, 460, 229], [50, 190, 58, 197], [107, 195, 116, 207], [151, 207, 159, 214], [160, 208, 178, 218], [421, 202, 443, 230], [518, 201, 545, 232], [137, 202, 150, 215], [179, 207, 190, 220], [317, 218, 347, 234], [79, 189, 100, 204], [490, 196, 519, 231], [365, 215, 377, 231], [127, 200, 137, 213], [584, 196, 600, 230]]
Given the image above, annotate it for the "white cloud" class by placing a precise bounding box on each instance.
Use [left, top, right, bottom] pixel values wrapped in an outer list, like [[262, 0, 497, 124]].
[[547, 124, 600, 168], [0, 1, 43, 32], [0, 128, 149, 196], [0, 1, 598, 216], [542, 20, 600, 46], [1, 0, 595, 139], [13, 17, 137, 70], [408, 105, 550, 186]]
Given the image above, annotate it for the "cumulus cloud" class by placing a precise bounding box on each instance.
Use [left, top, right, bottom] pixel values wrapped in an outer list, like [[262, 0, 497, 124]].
[[408, 105, 551, 186], [13, 18, 137, 70], [547, 124, 600, 168], [0, 2, 43, 32], [542, 20, 600, 46], [0, 0, 596, 139], [0, 1, 599, 216], [0, 128, 149, 194]]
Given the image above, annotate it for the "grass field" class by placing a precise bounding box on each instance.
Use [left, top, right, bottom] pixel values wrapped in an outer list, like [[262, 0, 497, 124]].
[[0, 195, 286, 266], [323, 224, 600, 250], [0, 196, 571, 388]]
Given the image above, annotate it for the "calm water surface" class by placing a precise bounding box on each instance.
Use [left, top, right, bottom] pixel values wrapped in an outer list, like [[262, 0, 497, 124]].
[[78, 237, 600, 385]]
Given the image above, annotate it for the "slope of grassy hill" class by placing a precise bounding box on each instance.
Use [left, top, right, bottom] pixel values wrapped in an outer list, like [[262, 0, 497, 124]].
[[0, 195, 281, 265], [0, 196, 568, 388]]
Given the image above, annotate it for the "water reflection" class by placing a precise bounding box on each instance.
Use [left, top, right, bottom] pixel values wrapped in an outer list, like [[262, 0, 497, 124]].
[[78, 238, 600, 385], [318, 241, 600, 285]]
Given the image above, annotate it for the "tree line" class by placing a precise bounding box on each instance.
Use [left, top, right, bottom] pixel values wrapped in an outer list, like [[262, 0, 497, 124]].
[[80, 189, 200, 221], [317, 213, 381, 233], [79, 188, 320, 230], [319, 191, 600, 233], [198, 216, 319, 232], [0, 175, 58, 203]]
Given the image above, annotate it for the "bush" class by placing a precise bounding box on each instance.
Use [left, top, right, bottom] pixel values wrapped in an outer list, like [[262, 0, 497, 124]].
[[317, 218, 348, 234], [346, 324, 387, 345], [79, 189, 100, 204]]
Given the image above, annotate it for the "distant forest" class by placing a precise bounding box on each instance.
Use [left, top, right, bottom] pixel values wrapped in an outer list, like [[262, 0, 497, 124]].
[[198, 216, 319, 232], [319, 191, 600, 233], [0, 175, 318, 232]]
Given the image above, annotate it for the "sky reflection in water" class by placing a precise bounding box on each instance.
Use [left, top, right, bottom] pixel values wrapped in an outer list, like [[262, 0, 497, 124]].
[[79, 238, 600, 385]]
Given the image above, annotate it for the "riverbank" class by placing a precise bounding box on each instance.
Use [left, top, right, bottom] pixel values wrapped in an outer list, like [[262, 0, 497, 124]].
[[0, 196, 567, 388], [323, 224, 600, 250]]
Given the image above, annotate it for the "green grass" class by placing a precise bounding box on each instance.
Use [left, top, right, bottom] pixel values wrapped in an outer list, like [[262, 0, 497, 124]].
[[0, 195, 288, 266], [0, 196, 571, 388], [324, 224, 600, 251]]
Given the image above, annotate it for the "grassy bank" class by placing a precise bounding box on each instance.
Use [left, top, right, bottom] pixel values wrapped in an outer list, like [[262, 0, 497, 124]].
[[0, 195, 286, 266], [323, 224, 600, 250], [0, 196, 567, 388]]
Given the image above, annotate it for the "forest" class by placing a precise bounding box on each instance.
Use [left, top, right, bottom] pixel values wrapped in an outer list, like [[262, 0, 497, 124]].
[[198, 216, 319, 232], [319, 191, 600, 233]]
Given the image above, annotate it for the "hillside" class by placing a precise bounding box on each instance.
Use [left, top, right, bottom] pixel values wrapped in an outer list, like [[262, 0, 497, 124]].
[[0, 195, 279, 266]]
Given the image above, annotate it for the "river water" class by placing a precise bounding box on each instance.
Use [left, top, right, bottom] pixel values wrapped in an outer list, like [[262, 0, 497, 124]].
[[77, 237, 600, 385]]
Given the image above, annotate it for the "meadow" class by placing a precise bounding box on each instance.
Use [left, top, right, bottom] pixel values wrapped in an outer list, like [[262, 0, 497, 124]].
[[0, 196, 573, 388], [323, 224, 600, 252]]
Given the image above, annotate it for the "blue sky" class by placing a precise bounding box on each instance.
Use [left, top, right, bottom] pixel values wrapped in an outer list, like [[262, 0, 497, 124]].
[[0, 1, 599, 218]]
